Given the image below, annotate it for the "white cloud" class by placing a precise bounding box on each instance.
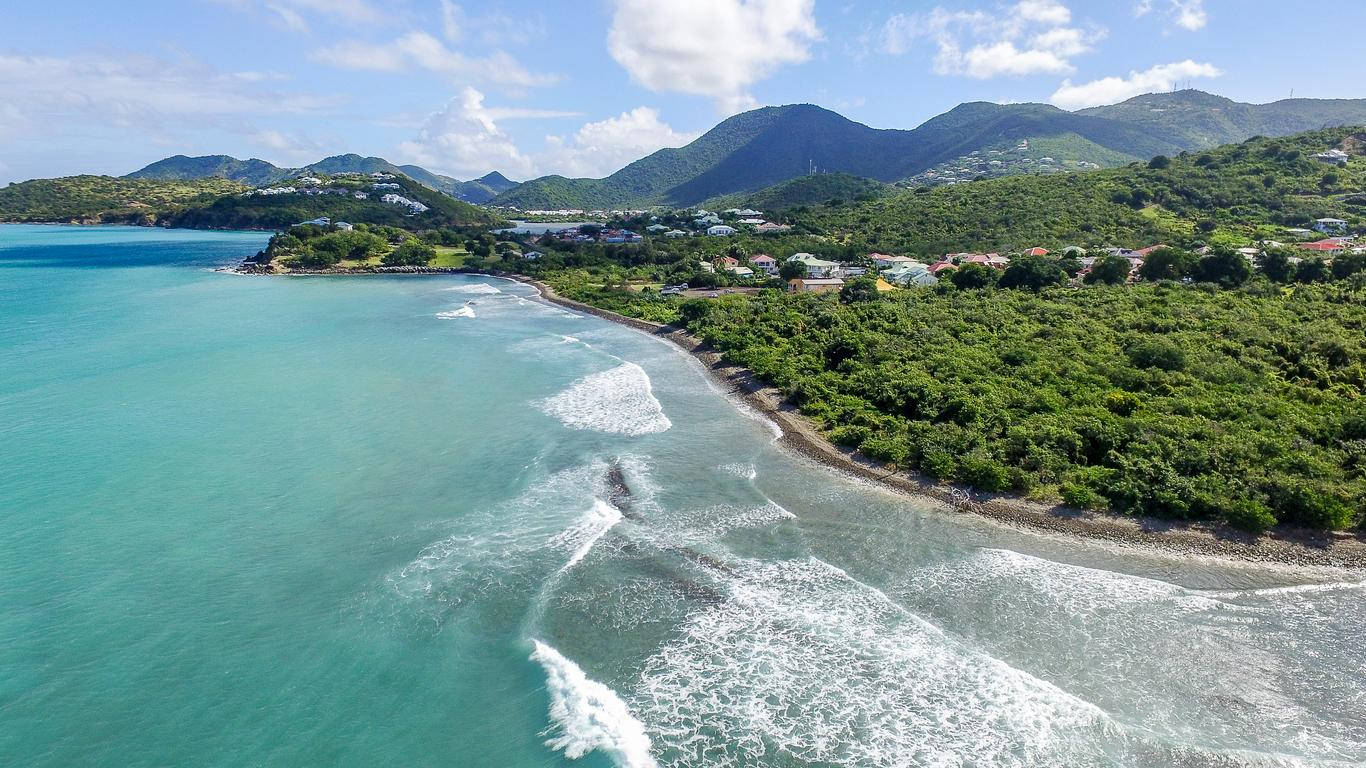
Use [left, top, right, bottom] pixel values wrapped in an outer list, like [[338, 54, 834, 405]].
[[543, 108, 699, 178], [215, 0, 386, 29], [1134, 0, 1208, 31], [880, 1, 1103, 79], [397, 87, 538, 179], [0, 52, 332, 132], [397, 90, 696, 180], [1171, 0, 1208, 30], [313, 31, 558, 89], [1050, 59, 1222, 109], [607, 0, 821, 114]]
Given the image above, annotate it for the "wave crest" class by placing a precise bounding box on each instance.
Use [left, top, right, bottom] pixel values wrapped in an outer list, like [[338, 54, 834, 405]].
[[531, 640, 659, 768], [539, 363, 671, 436]]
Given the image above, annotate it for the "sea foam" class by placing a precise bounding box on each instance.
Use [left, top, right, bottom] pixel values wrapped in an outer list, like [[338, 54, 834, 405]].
[[444, 283, 502, 295], [630, 556, 1112, 767], [435, 306, 476, 319], [530, 640, 659, 768], [538, 363, 672, 436]]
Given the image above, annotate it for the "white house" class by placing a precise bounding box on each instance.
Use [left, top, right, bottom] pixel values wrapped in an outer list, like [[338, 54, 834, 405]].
[[1314, 149, 1350, 165], [755, 222, 792, 235], [739, 218, 766, 226], [751, 254, 778, 275], [872, 254, 924, 270], [297, 176, 322, 185], [728, 265, 755, 278], [334, 221, 354, 232], [664, 229, 688, 238], [1314, 218, 1348, 234], [707, 225, 737, 237], [646, 224, 669, 233], [352, 191, 369, 200], [788, 253, 841, 278]]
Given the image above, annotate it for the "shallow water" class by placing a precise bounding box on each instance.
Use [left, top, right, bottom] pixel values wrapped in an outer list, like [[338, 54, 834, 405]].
[[2, 225, 1363, 767]]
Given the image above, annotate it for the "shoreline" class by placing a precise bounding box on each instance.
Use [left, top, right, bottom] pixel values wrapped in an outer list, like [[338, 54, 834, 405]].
[[499, 274, 1366, 572]]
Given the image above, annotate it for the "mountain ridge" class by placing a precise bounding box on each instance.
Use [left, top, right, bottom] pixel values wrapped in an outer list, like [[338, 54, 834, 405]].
[[495, 90, 1366, 209], [125, 154, 519, 204]]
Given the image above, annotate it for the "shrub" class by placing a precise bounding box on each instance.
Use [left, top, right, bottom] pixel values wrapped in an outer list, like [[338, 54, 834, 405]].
[[1060, 482, 1106, 510], [958, 454, 1012, 493], [860, 436, 908, 465], [1225, 500, 1277, 534]]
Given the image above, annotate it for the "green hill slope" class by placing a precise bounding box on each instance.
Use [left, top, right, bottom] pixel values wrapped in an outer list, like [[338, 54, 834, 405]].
[[1081, 90, 1366, 148], [707, 172, 892, 212], [809, 126, 1366, 255], [0, 176, 249, 224], [164, 174, 499, 230]]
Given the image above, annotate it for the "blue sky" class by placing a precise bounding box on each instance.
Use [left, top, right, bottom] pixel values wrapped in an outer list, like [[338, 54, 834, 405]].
[[2, 0, 1362, 185]]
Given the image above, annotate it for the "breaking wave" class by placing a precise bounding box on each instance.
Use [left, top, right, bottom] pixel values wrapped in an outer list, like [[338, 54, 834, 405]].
[[530, 640, 659, 768], [444, 283, 502, 295], [629, 556, 1114, 767], [435, 306, 476, 319], [538, 363, 672, 436]]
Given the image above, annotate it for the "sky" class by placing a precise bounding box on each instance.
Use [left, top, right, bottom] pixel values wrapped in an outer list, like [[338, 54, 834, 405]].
[[2, 0, 1363, 185]]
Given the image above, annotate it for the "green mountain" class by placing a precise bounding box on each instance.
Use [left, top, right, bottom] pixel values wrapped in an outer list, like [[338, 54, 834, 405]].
[[495, 92, 1366, 210], [124, 154, 519, 204], [1080, 90, 1366, 148], [125, 155, 290, 186]]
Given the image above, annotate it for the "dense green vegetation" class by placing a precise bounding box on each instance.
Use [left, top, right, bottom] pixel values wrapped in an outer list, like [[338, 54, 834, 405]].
[[807, 127, 1365, 256], [706, 172, 892, 212], [673, 283, 1364, 532], [495, 92, 1366, 210], [125, 155, 292, 186], [0, 176, 248, 223]]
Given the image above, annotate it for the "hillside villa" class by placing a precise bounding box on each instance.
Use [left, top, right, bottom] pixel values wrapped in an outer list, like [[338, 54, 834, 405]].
[[788, 277, 845, 295]]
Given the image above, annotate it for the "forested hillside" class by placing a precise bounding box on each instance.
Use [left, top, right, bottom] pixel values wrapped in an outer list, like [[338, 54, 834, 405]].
[[810, 126, 1366, 256], [0, 176, 248, 224]]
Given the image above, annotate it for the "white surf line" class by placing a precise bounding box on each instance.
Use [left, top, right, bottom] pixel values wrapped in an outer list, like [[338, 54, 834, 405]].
[[806, 554, 1116, 719], [529, 640, 659, 768]]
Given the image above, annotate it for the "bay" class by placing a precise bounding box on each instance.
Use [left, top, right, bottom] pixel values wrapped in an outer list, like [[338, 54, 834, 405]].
[[2, 224, 1363, 767]]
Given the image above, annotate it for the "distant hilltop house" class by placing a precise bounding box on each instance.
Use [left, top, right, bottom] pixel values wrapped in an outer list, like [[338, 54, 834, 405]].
[[871, 253, 920, 269], [948, 252, 1011, 269], [695, 214, 723, 227], [1023, 247, 1050, 257], [256, 186, 296, 196], [370, 172, 395, 179], [601, 229, 643, 243], [372, 182, 401, 190], [1314, 217, 1348, 234], [380, 193, 428, 213], [1300, 239, 1349, 255], [738, 218, 766, 226], [301, 216, 331, 226], [1314, 149, 1350, 165], [707, 225, 737, 237], [755, 222, 792, 235], [296, 176, 322, 186], [352, 191, 369, 200], [645, 224, 669, 233], [787, 277, 845, 295], [663, 229, 688, 238]]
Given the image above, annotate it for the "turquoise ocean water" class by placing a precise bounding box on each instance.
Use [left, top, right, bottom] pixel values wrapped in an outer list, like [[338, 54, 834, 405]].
[[2, 224, 1364, 767]]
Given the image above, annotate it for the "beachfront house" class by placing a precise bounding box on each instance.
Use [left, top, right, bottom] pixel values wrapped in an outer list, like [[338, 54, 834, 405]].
[[788, 277, 845, 295]]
